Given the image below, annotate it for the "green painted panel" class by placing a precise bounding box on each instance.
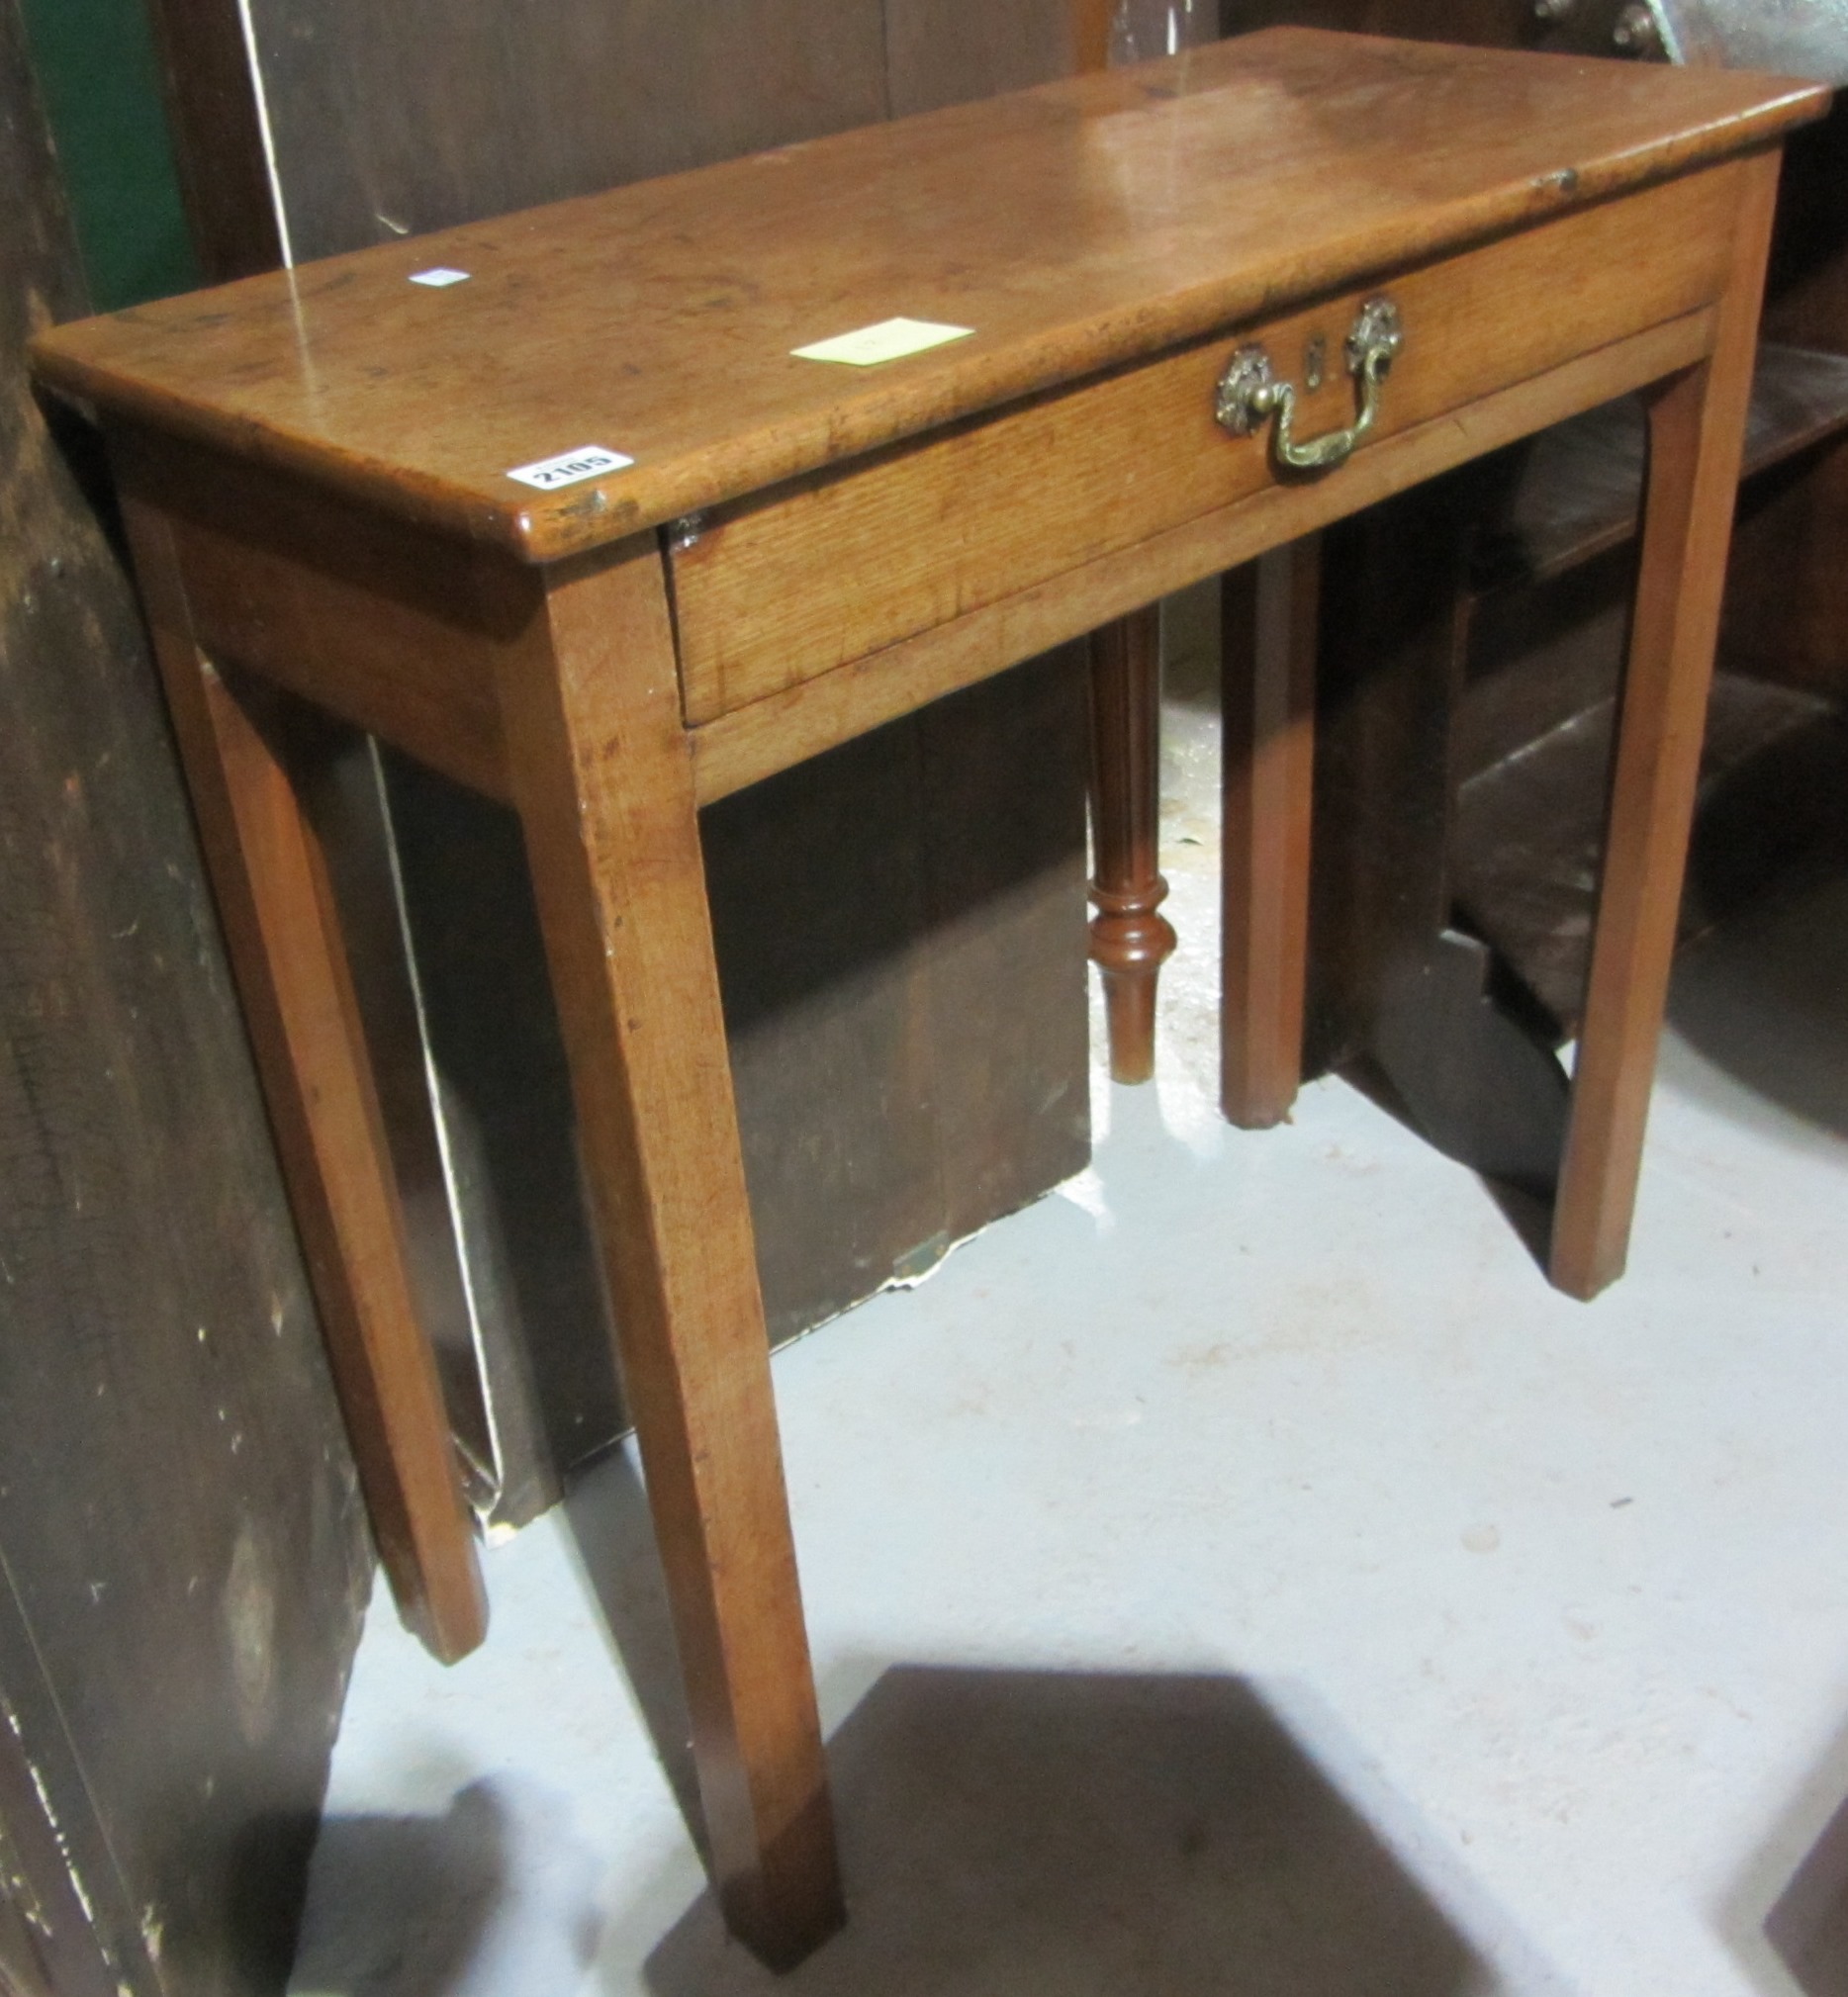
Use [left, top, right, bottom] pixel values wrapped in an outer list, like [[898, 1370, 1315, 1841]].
[[19, 0, 198, 309]]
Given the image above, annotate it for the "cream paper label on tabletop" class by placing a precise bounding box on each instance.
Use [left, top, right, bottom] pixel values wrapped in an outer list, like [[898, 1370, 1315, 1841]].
[[507, 445, 634, 490], [410, 267, 472, 287], [792, 317, 975, 366]]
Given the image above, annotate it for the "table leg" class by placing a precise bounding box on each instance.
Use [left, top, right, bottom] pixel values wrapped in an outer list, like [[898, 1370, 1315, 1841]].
[[493, 537, 841, 1969], [1088, 604, 1176, 1085], [119, 499, 489, 1664], [1551, 151, 1782, 1300], [1221, 542, 1319, 1130]]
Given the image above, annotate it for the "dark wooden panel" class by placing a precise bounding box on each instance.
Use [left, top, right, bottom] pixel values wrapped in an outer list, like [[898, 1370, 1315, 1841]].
[[1222, 0, 1649, 57], [202, 0, 1094, 1520], [0, 1592, 119, 1997], [1468, 346, 1848, 597], [1304, 481, 1472, 1076], [249, 0, 892, 263], [1765, 102, 1848, 355], [1225, 0, 1520, 40], [707, 718, 947, 1340], [1454, 676, 1848, 1034], [385, 648, 1089, 1523], [884, 0, 1073, 115], [372, 754, 617, 1524], [139, 0, 282, 282], [918, 649, 1091, 1244], [0, 5, 370, 1989], [1452, 348, 1848, 1018], [1253, 0, 1848, 1198], [1721, 429, 1848, 700], [1457, 549, 1634, 787]]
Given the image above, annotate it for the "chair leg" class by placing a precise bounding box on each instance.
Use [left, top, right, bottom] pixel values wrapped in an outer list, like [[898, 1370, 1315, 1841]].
[[1087, 604, 1176, 1084]]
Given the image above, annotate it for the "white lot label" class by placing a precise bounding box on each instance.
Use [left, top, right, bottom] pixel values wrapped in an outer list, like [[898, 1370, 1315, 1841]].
[[506, 445, 634, 491], [791, 317, 973, 367], [410, 267, 471, 287]]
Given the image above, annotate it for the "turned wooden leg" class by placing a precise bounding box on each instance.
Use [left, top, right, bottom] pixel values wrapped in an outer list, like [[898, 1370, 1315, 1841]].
[[493, 536, 841, 1969], [1551, 152, 1781, 1301], [120, 498, 489, 1664], [1088, 603, 1176, 1084], [1220, 542, 1319, 1129]]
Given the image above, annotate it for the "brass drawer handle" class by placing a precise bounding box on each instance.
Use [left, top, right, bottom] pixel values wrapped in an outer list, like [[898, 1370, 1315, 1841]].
[[1215, 297, 1405, 474]]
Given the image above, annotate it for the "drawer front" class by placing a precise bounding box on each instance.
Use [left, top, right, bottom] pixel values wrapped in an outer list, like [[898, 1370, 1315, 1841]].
[[671, 160, 1743, 725]]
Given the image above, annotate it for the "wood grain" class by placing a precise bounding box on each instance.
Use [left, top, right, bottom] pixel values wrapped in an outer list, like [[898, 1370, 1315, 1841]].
[[120, 495, 489, 1662], [1551, 146, 1785, 1300], [1469, 342, 1848, 594], [489, 536, 840, 1968], [1, 2, 373, 1979], [688, 306, 1718, 802], [1221, 540, 1320, 1127], [116, 427, 512, 800], [670, 161, 1741, 720], [200, 0, 1097, 1536], [30, 33, 1825, 559], [29, 31, 1811, 1965]]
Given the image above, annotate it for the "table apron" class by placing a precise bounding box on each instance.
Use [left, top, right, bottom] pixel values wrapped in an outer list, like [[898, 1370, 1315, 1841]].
[[688, 301, 1716, 805], [671, 157, 1748, 734], [111, 426, 526, 806], [115, 160, 1747, 817]]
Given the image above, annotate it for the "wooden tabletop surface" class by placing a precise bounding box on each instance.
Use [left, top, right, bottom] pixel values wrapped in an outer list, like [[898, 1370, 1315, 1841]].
[[33, 29, 1826, 563]]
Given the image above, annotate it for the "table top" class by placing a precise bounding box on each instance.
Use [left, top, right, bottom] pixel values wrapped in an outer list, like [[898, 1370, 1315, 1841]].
[[33, 29, 1826, 563]]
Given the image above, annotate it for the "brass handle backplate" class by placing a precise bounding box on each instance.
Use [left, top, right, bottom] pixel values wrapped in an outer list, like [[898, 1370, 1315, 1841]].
[[1215, 297, 1405, 474]]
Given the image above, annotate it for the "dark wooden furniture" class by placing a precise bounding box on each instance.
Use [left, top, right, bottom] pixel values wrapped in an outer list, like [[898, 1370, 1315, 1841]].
[[1075, 0, 1196, 1086], [31, 31, 1822, 1964], [1224, 0, 1848, 1197], [2, 4, 371, 1990], [133, 0, 1095, 1543]]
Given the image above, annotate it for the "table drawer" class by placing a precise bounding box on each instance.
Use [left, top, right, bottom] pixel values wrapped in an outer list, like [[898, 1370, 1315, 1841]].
[[670, 159, 1744, 725]]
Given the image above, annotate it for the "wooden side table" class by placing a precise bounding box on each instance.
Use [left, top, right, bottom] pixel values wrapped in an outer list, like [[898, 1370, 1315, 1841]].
[[33, 31, 1825, 1965]]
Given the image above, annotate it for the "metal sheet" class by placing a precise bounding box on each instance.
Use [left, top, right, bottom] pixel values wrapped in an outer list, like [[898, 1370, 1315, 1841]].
[[1654, 0, 1848, 80]]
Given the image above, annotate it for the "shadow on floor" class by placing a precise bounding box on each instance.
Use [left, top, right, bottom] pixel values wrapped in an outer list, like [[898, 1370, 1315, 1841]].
[[1668, 862, 1848, 1146], [290, 1773, 609, 1997], [1770, 1796, 1848, 1997], [288, 1782, 511, 1997], [1723, 1710, 1848, 1997], [1334, 858, 1848, 1281], [625, 1664, 1505, 1997], [562, 1446, 706, 1849], [1333, 1053, 1560, 1281]]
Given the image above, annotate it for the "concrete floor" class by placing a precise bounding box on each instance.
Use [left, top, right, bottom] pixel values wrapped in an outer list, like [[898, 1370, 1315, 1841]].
[[290, 651, 1848, 1997]]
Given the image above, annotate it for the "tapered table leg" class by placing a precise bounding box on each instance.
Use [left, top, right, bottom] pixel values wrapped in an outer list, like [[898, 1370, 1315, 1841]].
[[120, 498, 489, 1665], [1552, 151, 1782, 1300], [1088, 603, 1176, 1084], [493, 536, 841, 1970], [1221, 542, 1319, 1130]]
